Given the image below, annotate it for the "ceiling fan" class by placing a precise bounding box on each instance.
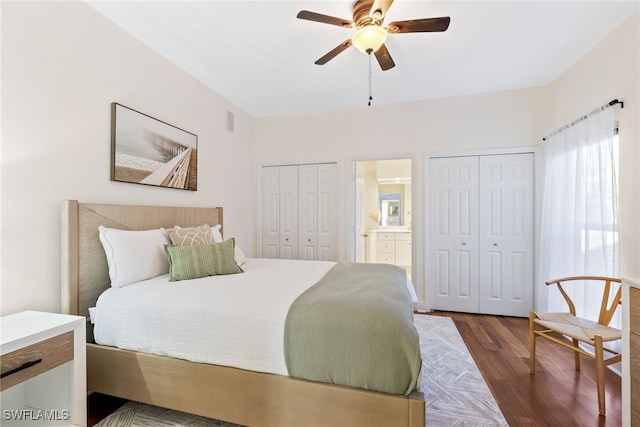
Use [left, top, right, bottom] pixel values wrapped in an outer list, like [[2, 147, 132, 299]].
[[297, 0, 451, 71]]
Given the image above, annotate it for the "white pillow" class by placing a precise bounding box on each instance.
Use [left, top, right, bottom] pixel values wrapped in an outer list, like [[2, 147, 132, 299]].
[[210, 224, 246, 265], [234, 244, 247, 266], [98, 226, 170, 288], [211, 224, 223, 243]]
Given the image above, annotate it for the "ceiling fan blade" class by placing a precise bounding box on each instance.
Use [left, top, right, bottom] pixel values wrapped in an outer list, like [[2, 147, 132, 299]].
[[374, 44, 395, 71], [386, 17, 451, 33], [315, 40, 353, 65], [369, 0, 394, 21], [297, 10, 354, 28]]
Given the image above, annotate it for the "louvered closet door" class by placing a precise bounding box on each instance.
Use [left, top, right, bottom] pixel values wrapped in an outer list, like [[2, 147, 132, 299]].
[[429, 156, 480, 313], [478, 153, 534, 316]]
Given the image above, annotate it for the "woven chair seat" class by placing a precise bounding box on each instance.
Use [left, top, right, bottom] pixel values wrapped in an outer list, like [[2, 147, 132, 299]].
[[530, 276, 622, 416], [534, 312, 622, 343]]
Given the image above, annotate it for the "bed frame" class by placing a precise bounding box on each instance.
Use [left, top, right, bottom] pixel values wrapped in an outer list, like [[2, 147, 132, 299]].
[[60, 200, 425, 427]]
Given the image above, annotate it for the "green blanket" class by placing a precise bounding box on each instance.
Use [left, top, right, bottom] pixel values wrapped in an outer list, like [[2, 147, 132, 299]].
[[284, 262, 421, 396]]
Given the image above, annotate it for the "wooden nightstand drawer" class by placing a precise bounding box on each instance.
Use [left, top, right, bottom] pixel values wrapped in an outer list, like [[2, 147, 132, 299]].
[[631, 287, 640, 330], [633, 375, 640, 427], [1, 331, 73, 391]]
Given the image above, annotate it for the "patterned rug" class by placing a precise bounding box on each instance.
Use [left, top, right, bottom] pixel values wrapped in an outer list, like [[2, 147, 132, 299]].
[[415, 315, 508, 427], [95, 315, 508, 427]]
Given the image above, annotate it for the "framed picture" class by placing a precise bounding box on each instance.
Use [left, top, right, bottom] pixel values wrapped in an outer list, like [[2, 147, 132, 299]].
[[111, 103, 198, 191]]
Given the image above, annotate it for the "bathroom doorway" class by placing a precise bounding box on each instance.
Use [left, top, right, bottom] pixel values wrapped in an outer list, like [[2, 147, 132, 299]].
[[353, 158, 412, 280]]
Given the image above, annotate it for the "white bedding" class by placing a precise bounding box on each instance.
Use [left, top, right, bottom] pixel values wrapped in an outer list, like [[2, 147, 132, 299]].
[[94, 258, 417, 376]]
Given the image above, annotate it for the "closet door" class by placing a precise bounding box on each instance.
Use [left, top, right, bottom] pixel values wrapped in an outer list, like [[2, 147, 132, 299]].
[[317, 163, 337, 261], [429, 156, 480, 313], [298, 164, 318, 260], [479, 153, 534, 316], [299, 163, 337, 261], [261, 166, 280, 258], [262, 163, 337, 261], [279, 165, 299, 259]]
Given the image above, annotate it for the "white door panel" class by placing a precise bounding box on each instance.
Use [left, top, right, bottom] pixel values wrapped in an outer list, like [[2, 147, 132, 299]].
[[279, 166, 298, 259], [261, 167, 280, 258], [261, 163, 337, 261], [429, 156, 479, 313], [298, 164, 318, 261], [479, 153, 534, 316], [317, 163, 337, 261], [429, 153, 533, 316]]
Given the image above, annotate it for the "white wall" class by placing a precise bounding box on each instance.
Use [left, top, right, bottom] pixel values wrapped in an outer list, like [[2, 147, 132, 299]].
[[253, 11, 639, 308], [0, 2, 255, 316], [546, 10, 639, 279], [254, 88, 544, 162], [254, 87, 546, 303], [543, 11, 639, 425]]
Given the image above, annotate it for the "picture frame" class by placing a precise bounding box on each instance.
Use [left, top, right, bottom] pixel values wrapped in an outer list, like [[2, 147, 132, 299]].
[[110, 103, 198, 191]]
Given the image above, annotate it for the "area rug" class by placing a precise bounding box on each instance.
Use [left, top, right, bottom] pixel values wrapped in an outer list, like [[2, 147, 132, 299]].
[[415, 315, 508, 427], [94, 315, 508, 427]]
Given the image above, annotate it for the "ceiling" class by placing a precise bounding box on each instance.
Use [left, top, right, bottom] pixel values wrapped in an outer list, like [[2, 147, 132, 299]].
[[86, 1, 638, 117]]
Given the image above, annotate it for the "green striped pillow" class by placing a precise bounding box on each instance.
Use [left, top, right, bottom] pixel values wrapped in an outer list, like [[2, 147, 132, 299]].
[[165, 238, 243, 281]]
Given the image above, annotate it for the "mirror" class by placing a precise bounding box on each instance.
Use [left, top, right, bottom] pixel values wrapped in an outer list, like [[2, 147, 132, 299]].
[[380, 194, 402, 226], [375, 158, 411, 228]]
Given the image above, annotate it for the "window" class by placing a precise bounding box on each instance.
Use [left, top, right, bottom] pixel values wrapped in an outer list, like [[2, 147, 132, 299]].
[[538, 107, 619, 318]]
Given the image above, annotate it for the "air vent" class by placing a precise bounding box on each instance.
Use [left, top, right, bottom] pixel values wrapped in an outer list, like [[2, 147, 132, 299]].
[[226, 110, 235, 133]]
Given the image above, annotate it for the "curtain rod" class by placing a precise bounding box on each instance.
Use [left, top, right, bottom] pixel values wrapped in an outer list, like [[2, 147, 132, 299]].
[[542, 99, 624, 141]]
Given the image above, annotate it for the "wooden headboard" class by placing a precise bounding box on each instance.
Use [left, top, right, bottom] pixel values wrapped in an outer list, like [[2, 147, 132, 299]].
[[61, 200, 223, 318]]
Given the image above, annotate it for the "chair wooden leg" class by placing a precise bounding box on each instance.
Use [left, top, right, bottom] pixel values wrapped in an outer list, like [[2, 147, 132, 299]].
[[571, 338, 581, 371], [529, 312, 536, 375], [594, 335, 606, 416]]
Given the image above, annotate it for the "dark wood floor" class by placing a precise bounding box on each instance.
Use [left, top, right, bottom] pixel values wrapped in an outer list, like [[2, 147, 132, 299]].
[[87, 312, 622, 427], [88, 393, 127, 427], [429, 311, 622, 427]]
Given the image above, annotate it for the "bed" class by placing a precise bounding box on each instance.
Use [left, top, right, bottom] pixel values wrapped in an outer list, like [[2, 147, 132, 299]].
[[60, 200, 425, 427]]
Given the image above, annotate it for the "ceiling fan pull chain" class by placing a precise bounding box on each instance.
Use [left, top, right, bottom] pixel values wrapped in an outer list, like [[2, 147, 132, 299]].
[[368, 49, 373, 106]]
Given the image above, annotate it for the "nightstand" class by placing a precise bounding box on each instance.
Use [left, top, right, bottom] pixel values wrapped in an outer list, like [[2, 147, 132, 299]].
[[1, 311, 86, 426], [623, 278, 640, 427]]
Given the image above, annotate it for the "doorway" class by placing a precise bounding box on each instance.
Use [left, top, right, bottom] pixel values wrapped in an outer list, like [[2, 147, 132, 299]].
[[353, 159, 412, 280]]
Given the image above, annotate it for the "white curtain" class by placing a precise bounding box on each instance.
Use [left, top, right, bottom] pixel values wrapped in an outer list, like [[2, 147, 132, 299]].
[[538, 106, 619, 324]]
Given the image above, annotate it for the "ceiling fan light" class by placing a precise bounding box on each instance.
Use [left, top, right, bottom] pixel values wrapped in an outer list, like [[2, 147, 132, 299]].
[[351, 25, 388, 53]]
